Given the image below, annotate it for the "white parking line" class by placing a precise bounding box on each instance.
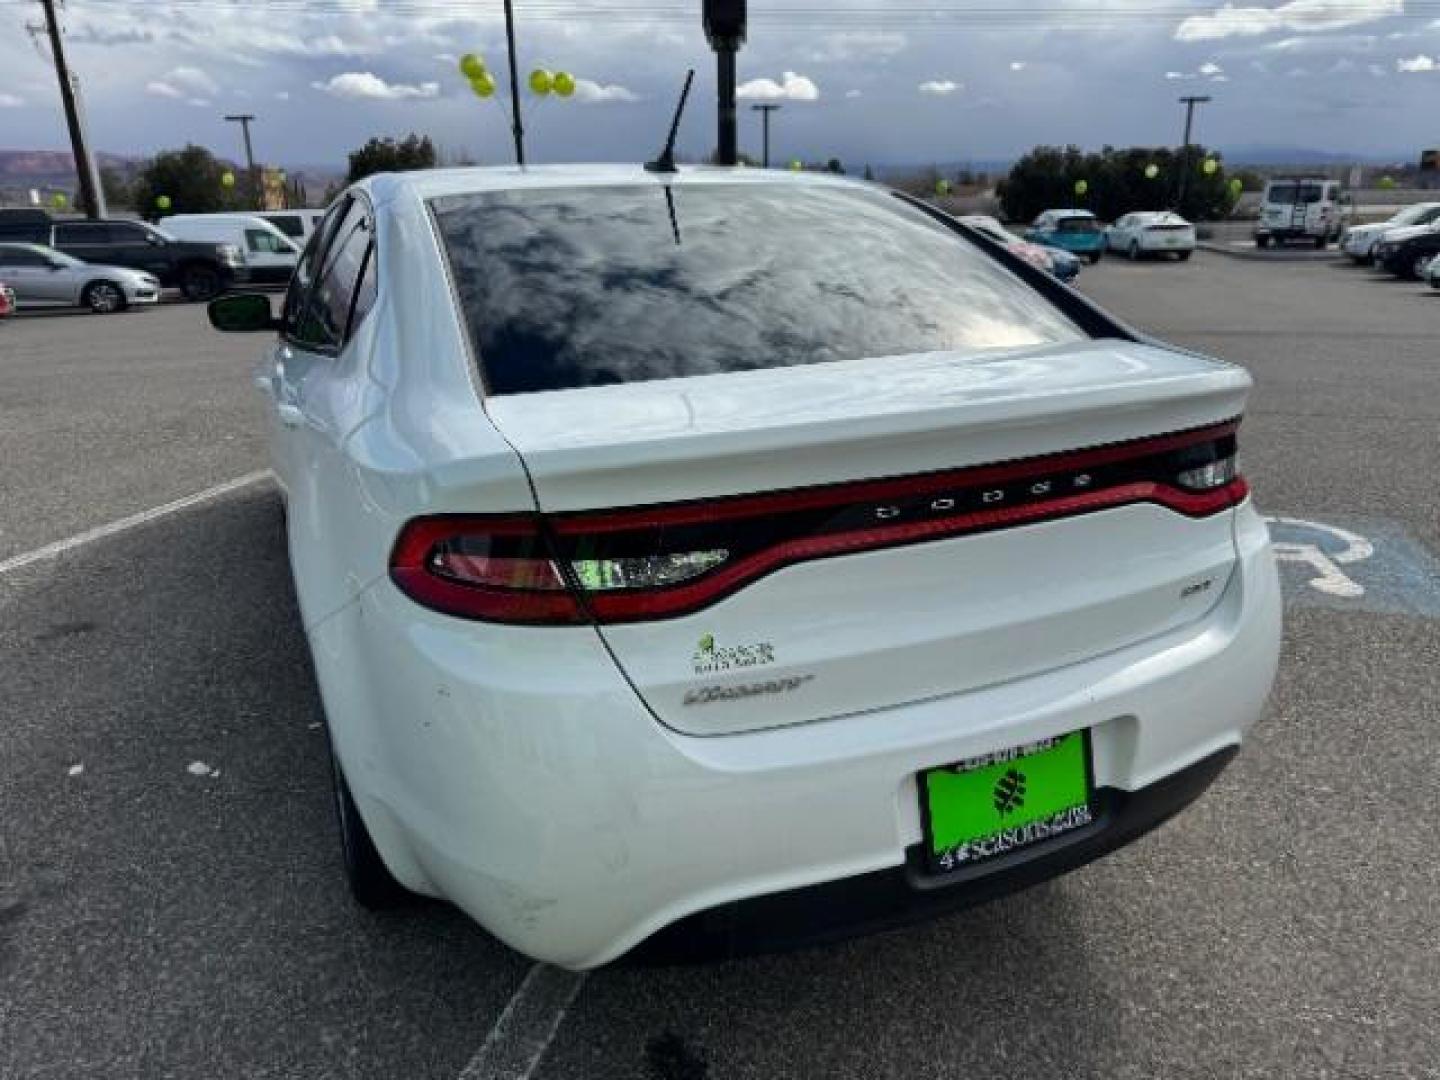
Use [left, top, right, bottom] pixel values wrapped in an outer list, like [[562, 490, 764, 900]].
[[458, 964, 589, 1080], [0, 471, 273, 577]]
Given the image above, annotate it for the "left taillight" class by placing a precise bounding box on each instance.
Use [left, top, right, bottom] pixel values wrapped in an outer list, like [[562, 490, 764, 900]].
[[389, 515, 586, 625]]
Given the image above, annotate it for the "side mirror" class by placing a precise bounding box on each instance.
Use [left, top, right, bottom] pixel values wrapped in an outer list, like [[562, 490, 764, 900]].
[[208, 293, 279, 333]]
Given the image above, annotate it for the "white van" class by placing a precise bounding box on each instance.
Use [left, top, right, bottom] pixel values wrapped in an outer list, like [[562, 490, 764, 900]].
[[1255, 177, 1352, 249], [257, 209, 328, 245], [157, 213, 301, 285]]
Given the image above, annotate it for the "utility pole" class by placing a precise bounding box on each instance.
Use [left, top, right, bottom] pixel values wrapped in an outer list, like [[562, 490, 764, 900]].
[[751, 103, 780, 168], [224, 114, 261, 209], [502, 0, 525, 166], [36, 0, 105, 219], [704, 0, 747, 165], [1176, 94, 1212, 211]]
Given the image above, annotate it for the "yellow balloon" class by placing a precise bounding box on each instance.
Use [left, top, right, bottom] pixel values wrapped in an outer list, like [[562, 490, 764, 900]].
[[1074, 179, 1088, 196], [1203, 157, 1219, 175], [51, 192, 68, 208], [553, 71, 576, 98], [1144, 163, 1159, 179], [221, 171, 236, 188], [529, 68, 553, 96], [789, 159, 802, 171], [156, 195, 172, 210], [470, 71, 496, 98], [459, 53, 486, 80]]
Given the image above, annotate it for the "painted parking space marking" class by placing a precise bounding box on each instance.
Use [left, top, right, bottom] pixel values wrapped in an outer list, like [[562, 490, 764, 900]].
[[458, 964, 589, 1080], [1265, 515, 1440, 617], [0, 471, 272, 577]]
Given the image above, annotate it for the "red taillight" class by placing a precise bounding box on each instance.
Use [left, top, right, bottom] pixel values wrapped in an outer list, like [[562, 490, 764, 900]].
[[389, 421, 1248, 625], [389, 515, 586, 625]]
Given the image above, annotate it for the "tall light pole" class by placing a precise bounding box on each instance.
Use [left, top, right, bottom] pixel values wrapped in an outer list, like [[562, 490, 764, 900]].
[[1176, 94, 1211, 211], [36, 0, 105, 218], [704, 0, 747, 165], [224, 114, 260, 209], [751, 103, 780, 167]]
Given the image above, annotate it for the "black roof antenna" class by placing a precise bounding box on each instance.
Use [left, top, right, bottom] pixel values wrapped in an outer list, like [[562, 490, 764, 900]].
[[646, 69, 695, 174]]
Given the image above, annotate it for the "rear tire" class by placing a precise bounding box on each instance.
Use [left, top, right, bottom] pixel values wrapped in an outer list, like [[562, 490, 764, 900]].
[[180, 264, 222, 302], [1127, 242, 1141, 262], [327, 729, 414, 909], [1088, 250, 1103, 264], [1177, 250, 1192, 262], [1314, 236, 1327, 250], [1255, 235, 1271, 249], [1412, 254, 1432, 281], [82, 280, 126, 314]]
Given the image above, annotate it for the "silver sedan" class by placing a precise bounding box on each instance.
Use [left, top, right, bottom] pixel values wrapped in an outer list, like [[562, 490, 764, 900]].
[[0, 243, 161, 313]]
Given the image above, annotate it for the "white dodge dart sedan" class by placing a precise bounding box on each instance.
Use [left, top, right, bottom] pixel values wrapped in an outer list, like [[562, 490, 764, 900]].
[[209, 166, 1281, 969]]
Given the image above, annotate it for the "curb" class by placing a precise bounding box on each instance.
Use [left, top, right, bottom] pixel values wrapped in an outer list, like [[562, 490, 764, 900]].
[[1197, 241, 1342, 263]]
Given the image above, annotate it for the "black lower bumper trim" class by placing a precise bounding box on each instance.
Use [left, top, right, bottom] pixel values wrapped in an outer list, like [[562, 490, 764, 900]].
[[626, 744, 1238, 965]]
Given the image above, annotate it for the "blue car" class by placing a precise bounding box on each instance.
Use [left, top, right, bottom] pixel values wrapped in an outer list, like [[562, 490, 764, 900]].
[[1025, 209, 1106, 264]]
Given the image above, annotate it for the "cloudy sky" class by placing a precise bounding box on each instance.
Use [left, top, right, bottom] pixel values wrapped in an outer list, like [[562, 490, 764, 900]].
[[0, 0, 1435, 169]]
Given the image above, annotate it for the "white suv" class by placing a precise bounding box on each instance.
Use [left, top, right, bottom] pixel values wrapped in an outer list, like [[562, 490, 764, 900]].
[[208, 166, 1282, 969]]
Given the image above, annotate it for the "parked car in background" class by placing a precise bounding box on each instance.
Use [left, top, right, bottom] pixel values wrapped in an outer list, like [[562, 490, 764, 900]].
[[1105, 211, 1196, 261], [159, 213, 301, 285], [1254, 177, 1350, 249], [0, 242, 160, 312], [0, 280, 14, 320], [959, 214, 1081, 282], [1373, 224, 1440, 280], [1340, 202, 1440, 264], [0, 208, 246, 300], [258, 209, 328, 243], [208, 166, 1278, 970], [1025, 209, 1105, 263]]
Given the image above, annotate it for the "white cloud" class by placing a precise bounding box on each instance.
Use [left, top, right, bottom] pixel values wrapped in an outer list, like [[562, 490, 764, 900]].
[[311, 72, 440, 100], [844, 88, 863, 98], [275, 90, 292, 101], [918, 79, 961, 96], [186, 97, 212, 108], [145, 80, 184, 99], [1009, 61, 1027, 71], [1165, 70, 1190, 79], [165, 65, 220, 96], [1175, 0, 1403, 42], [572, 78, 639, 104], [736, 71, 820, 102], [807, 31, 908, 62], [1199, 61, 1224, 75], [0, 92, 23, 108], [1397, 54, 1437, 71]]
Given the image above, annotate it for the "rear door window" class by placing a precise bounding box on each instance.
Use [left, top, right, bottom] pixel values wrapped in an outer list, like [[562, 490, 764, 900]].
[[432, 183, 1085, 396], [55, 223, 111, 245], [246, 229, 290, 254]]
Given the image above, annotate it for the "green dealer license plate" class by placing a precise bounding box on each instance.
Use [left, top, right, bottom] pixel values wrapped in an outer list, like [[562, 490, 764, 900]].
[[919, 731, 1095, 875]]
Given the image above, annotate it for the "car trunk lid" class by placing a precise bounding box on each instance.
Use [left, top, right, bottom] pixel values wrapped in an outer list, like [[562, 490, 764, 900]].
[[483, 340, 1251, 735]]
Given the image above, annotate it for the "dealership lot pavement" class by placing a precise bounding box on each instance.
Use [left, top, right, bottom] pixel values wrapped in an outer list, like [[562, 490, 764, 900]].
[[2, 255, 1437, 1079]]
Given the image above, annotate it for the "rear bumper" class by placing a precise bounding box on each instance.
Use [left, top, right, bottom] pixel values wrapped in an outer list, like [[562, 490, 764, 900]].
[[632, 743, 1235, 963], [309, 503, 1281, 969]]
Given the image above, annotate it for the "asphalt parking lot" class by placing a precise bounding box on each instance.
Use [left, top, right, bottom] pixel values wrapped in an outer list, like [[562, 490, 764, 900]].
[[2, 254, 1438, 1079]]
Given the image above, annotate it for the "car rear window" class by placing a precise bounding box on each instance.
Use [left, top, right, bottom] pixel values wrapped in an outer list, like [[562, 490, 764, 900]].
[[1056, 217, 1100, 234], [431, 182, 1085, 395], [1267, 183, 1324, 205]]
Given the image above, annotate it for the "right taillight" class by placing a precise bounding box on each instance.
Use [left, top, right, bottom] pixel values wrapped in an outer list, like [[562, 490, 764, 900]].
[[390, 420, 1249, 626]]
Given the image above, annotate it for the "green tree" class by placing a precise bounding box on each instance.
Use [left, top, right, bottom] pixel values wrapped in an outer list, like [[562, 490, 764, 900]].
[[131, 145, 244, 219], [345, 134, 437, 184], [998, 144, 1233, 223]]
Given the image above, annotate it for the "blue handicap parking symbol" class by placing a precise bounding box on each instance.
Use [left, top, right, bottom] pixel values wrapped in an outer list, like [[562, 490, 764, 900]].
[[1266, 515, 1440, 618]]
